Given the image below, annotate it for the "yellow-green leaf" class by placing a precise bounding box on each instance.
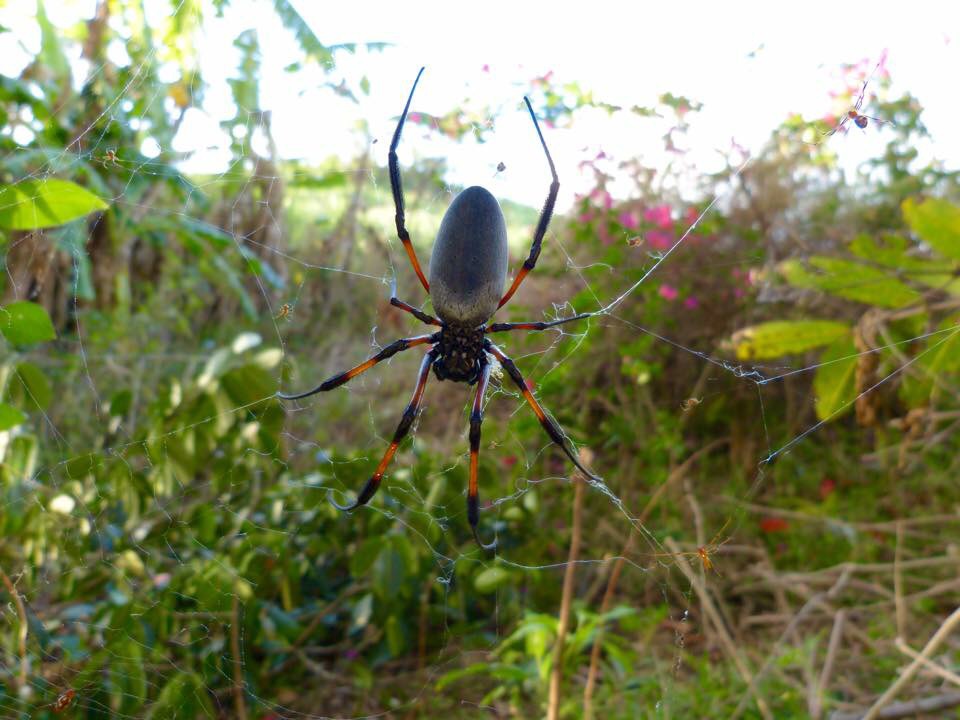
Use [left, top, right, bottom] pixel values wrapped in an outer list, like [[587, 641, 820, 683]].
[[0, 179, 108, 230], [780, 257, 921, 308], [813, 338, 858, 421], [0, 402, 26, 431], [903, 197, 960, 261], [0, 301, 56, 345], [730, 320, 850, 360], [474, 566, 511, 594]]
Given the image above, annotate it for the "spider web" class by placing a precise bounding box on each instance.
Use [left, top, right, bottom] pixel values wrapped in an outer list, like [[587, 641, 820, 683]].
[[2, 2, 959, 718]]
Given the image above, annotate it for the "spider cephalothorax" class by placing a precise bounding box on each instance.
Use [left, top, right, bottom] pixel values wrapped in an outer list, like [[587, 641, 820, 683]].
[[279, 67, 596, 549], [433, 324, 486, 383]]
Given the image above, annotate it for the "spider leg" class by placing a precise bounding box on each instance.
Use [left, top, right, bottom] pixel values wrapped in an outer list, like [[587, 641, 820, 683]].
[[389, 67, 431, 295], [331, 348, 437, 511], [468, 358, 497, 550], [485, 341, 598, 481], [277, 333, 438, 400], [497, 97, 559, 309], [820, 113, 849, 138], [858, 114, 892, 126], [391, 297, 442, 327], [486, 313, 592, 334]]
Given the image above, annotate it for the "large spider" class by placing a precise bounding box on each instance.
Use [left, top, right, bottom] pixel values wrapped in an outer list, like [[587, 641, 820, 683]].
[[279, 68, 597, 549]]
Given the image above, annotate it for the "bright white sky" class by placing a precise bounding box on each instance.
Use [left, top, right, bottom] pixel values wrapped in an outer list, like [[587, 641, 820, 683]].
[[3, 0, 959, 210]]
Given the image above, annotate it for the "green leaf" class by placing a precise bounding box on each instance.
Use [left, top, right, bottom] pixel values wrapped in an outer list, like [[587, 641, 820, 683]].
[[903, 197, 960, 261], [813, 338, 858, 421], [0, 179, 108, 230], [901, 317, 960, 407], [270, 0, 333, 65], [780, 257, 920, 308], [0, 402, 26, 431], [10, 363, 52, 412], [0, 301, 56, 345], [147, 672, 214, 719], [220, 364, 274, 406], [474, 566, 511, 594], [386, 614, 406, 656], [730, 321, 850, 360]]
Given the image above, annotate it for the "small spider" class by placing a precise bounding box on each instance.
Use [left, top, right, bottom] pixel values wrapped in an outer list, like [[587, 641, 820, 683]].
[[53, 689, 76, 713], [279, 68, 597, 549], [812, 72, 892, 143], [681, 396, 702, 413], [697, 546, 718, 574], [275, 303, 293, 321], [496, 161, 506, 173], [100, 149, 119, 167]]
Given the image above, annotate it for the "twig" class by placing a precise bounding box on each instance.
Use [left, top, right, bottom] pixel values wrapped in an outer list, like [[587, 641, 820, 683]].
[[811, 610, 846, 719], [862, 605, 960, 720], [893, 521, 906, 639], [0, 568, 29, 694], [831, 692, 960, 720], [547, 450, 588, 720], [894, 637, 960, 688], [732, 567, 852, 719], [230, 594, 248, 720], [665, 537, 773, 720]]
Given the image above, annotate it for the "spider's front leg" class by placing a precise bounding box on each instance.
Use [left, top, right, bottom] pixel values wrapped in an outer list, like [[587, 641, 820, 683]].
[[331, 348, 437, 511], [485, 341, 598, 482], [277, 333, 438, 400]]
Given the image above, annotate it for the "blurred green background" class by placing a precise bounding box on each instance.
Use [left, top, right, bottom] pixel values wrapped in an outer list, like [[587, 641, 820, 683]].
[[1, 2, 960, 718]]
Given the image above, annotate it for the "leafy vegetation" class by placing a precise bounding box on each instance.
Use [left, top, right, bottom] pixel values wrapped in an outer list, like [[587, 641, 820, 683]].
[[2, 3, 960, 719]]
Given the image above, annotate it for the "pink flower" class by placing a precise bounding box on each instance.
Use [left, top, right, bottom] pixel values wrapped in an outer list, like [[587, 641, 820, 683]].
[[685, 206, 700, 226], [618, 211, 638, 230], [647, 230, 673, 250], [602, 191, 613, 210], [482, 64, 490, 73], [407, 112, 422, 123], [683, 296, 699, 309], [579, 211, 593, 223], [659, 284, 678, 301], [643, 204, 672, 229]]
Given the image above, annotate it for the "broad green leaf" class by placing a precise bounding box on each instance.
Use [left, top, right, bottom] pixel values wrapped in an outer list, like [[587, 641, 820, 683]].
[[270, 0, 334, 64], [780, 257, 920, 308], [0, 402, 26, 431], [848, 234, 957, 290], [0, 179, 107, 230], [730, 320, 850, 360], [221, 364, 273, 406], [9, 363, 52, 412], [813, 338, 858, 421], [147, 672, 214, 719], [474, 566, 511, 594], [901, 317, 960, 407], [903, 197, 960, 260], [0, 301, 56, 345]]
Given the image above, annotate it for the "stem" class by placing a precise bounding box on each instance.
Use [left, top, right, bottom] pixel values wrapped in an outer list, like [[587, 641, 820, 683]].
[[546, 451, 587, 720]]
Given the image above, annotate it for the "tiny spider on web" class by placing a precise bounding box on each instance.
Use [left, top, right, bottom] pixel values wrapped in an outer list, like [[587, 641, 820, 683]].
[[808, 67, 894, 145], [275, 303, 293, 321], [52, 689, 76, 713], [278, 67, 598, 550], [100, 148, 119, 166]]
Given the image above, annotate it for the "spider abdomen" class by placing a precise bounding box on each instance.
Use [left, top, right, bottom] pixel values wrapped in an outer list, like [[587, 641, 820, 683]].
[[429, 186, 508, 327]]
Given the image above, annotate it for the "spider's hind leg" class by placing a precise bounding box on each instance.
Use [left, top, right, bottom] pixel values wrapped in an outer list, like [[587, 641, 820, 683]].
[[330, 348, 437, 512], [467, 358, 497, 550], [485, 341, 598, 482]]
